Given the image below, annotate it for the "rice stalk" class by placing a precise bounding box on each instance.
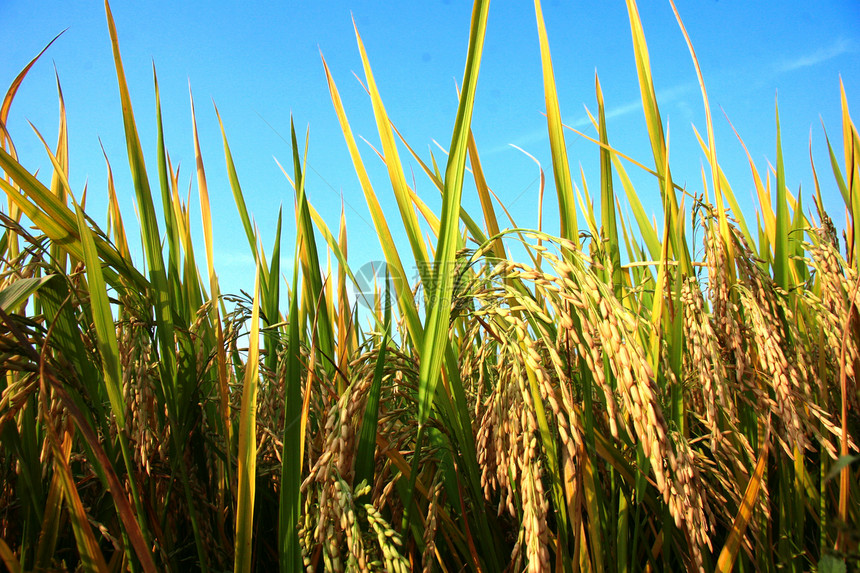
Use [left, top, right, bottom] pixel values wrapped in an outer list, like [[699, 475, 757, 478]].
[[0, 1, 857, 571]]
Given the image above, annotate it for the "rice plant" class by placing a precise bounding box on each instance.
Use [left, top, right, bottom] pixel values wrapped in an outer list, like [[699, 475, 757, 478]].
[[0, 0, 857, 572]]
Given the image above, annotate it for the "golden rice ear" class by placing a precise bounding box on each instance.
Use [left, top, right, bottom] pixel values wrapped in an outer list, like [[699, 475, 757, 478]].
[[0, 1, 856, 571]]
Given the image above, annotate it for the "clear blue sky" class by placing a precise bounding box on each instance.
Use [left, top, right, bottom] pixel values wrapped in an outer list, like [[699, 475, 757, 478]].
[[2, 1, 858, 299]]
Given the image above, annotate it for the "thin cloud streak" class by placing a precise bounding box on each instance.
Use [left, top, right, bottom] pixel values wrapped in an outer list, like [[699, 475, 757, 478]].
[[779, 38, 853, 72], [486, 81, 695, 156], [569, 99, 641, 128], [572, 81, 695, 127]]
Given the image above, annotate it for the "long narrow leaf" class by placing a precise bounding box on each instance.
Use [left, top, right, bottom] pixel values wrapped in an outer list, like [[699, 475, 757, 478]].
[[354, 23, 430, 269], [624, 0, 691, 274], [596, 74, 622, 297], [279, 240, 302, 573], [354, 276, 391, 490], [74, 203, 125, 429], [104, 0, 176, 379], [321, 53, 424, 347], [234, 263, 262, 573], [716, 440, 769, 572], [774, 100, 790, 290], [290, 121, 336, 379], [534, 0, 578, 242], [669, 0, 735, 272], [417, 0, 489, 427]]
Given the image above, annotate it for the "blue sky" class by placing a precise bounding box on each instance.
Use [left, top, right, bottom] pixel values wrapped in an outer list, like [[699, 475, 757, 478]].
[[2, 1, 858, 299]]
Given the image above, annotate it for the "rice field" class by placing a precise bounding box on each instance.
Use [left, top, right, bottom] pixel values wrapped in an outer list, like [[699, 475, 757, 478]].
[[0, 1, 858, 572]]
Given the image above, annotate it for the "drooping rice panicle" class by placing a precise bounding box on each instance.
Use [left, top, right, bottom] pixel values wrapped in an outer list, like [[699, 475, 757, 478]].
[[0, 1, 857, 571]]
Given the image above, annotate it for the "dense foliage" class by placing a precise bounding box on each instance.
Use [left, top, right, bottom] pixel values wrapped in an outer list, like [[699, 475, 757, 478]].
[[0, 1, 858, 572]]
